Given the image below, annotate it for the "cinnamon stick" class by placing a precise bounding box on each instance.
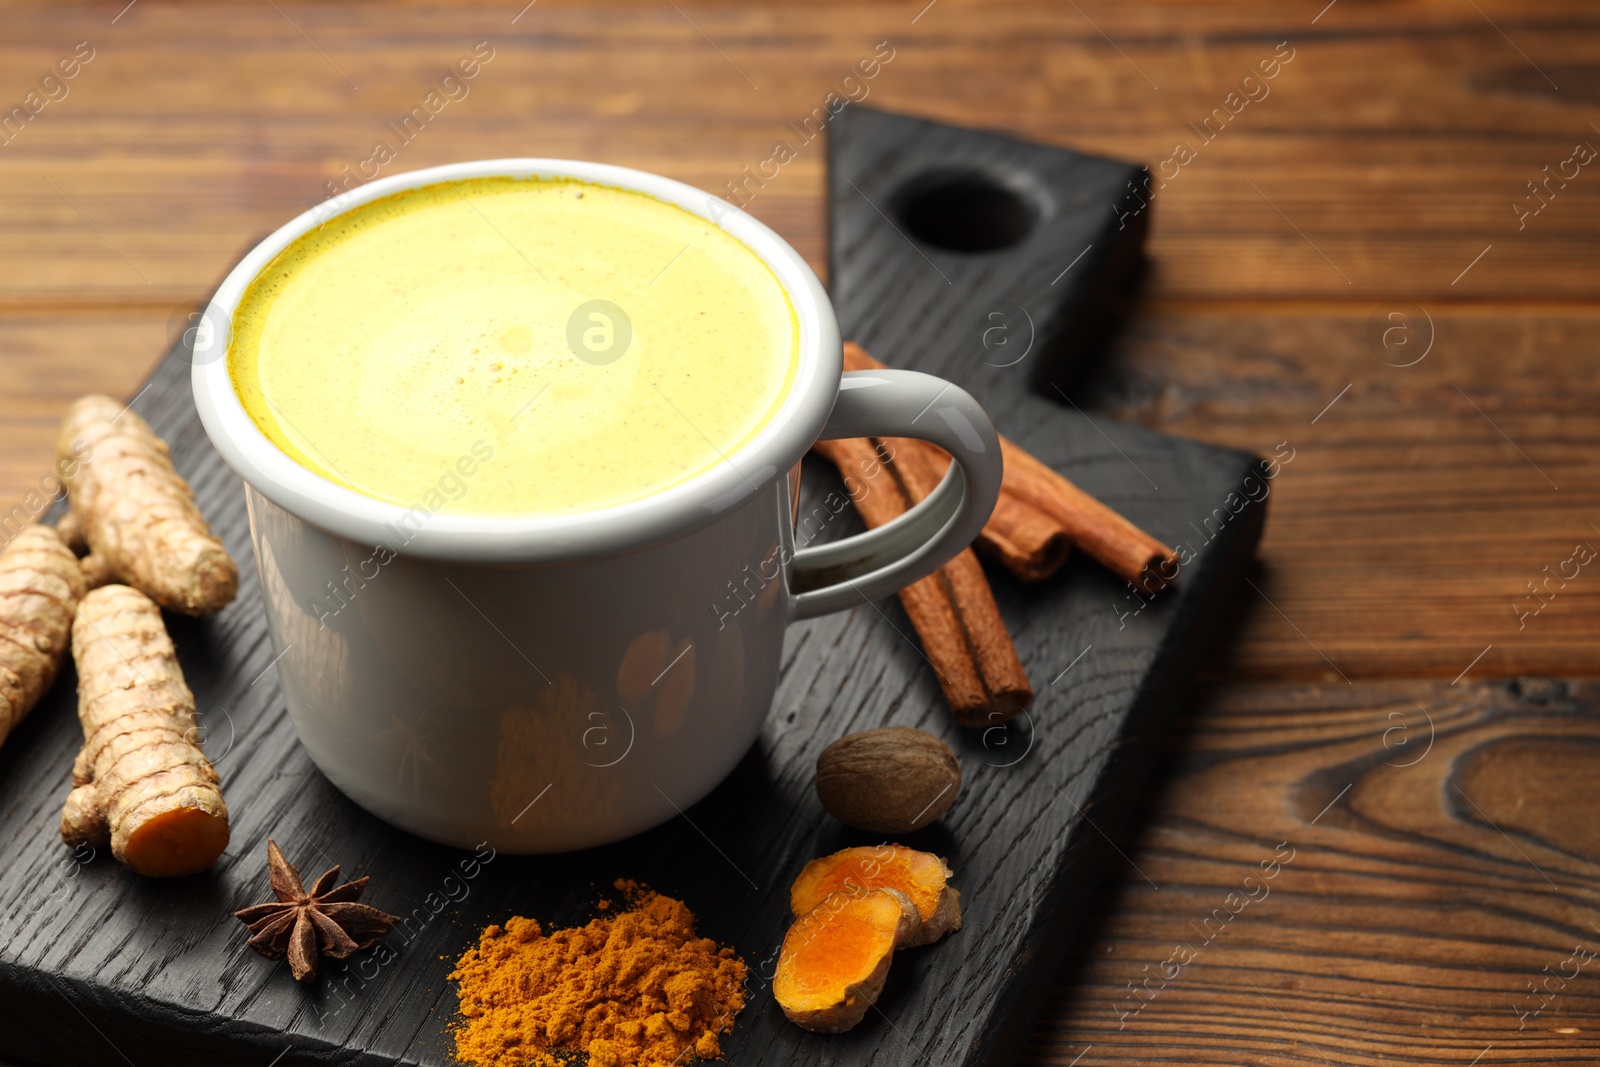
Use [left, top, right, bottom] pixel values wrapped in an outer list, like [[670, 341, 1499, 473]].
[[811, 435, 1033, 726], [973, 485, 1073, 582], [998, 438, 1179, 594], [841, 342, 1178, 592]]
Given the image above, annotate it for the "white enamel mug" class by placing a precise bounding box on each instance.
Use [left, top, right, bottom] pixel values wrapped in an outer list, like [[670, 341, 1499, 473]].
[[191, 159, 1001, 853]]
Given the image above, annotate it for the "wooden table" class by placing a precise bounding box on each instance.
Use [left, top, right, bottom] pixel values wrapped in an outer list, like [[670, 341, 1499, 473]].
[[4, 2, 1598, 1063]]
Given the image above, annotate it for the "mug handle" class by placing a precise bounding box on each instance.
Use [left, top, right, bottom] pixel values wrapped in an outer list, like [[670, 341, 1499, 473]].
[[789, 369, 1002, 619]]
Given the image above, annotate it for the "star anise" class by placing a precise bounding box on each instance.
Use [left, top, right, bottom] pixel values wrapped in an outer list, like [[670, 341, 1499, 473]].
[[233, 839, 400, 982]]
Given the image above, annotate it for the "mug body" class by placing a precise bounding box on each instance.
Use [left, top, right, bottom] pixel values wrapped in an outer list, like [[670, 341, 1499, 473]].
[[194, 159, 841, 852], [246, 474, 793, 852]]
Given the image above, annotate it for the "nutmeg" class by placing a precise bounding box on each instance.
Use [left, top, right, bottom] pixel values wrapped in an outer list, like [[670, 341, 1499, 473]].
[[815, 726, 961, 834]]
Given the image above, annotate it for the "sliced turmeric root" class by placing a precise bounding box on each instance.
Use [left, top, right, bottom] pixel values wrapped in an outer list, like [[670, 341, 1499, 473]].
[[790, 845, 962, 948], [773, 887, 919, 1033]]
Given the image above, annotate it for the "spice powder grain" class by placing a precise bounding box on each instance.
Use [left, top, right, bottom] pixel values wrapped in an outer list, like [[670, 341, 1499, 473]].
[[450, 880, 748, 1067]]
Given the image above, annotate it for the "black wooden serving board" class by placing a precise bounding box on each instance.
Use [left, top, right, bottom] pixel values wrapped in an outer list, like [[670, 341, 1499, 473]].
[[0, 111, 1264, 1067]]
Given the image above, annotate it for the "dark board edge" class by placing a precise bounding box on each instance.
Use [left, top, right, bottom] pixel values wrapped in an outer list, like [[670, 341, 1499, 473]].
[[0, 964, 394, 1067], [975, 463, 1267, 1067]]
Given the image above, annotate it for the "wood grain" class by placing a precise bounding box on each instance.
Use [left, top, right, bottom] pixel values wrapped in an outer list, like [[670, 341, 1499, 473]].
[[0, 309, 171, 505], [1080, 305, 1600, 681], [0, 0, 1595, 306], [1028, 679, 1600, 1065]]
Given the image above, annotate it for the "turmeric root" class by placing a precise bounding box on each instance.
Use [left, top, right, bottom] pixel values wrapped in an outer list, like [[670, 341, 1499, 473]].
[[0, 525, 86, 748], [58, 395, 238, 615], [60, 584, 230, 876], [773, 887, 919, 1032], [790, 845, 962, 948]]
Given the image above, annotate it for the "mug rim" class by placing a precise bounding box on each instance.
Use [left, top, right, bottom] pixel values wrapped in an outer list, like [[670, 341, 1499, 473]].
[[190, 158, 840, 564]]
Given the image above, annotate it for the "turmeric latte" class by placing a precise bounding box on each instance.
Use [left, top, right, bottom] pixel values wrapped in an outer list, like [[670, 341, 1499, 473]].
[[228, 177, 798, 515]]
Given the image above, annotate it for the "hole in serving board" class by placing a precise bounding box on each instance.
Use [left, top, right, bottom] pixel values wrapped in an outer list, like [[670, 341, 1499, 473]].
[[893, 170, 1039, 253]]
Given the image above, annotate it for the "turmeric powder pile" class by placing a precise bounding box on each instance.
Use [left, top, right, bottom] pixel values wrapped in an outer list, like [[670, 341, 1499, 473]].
[[450, 881, 747, 1067]]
